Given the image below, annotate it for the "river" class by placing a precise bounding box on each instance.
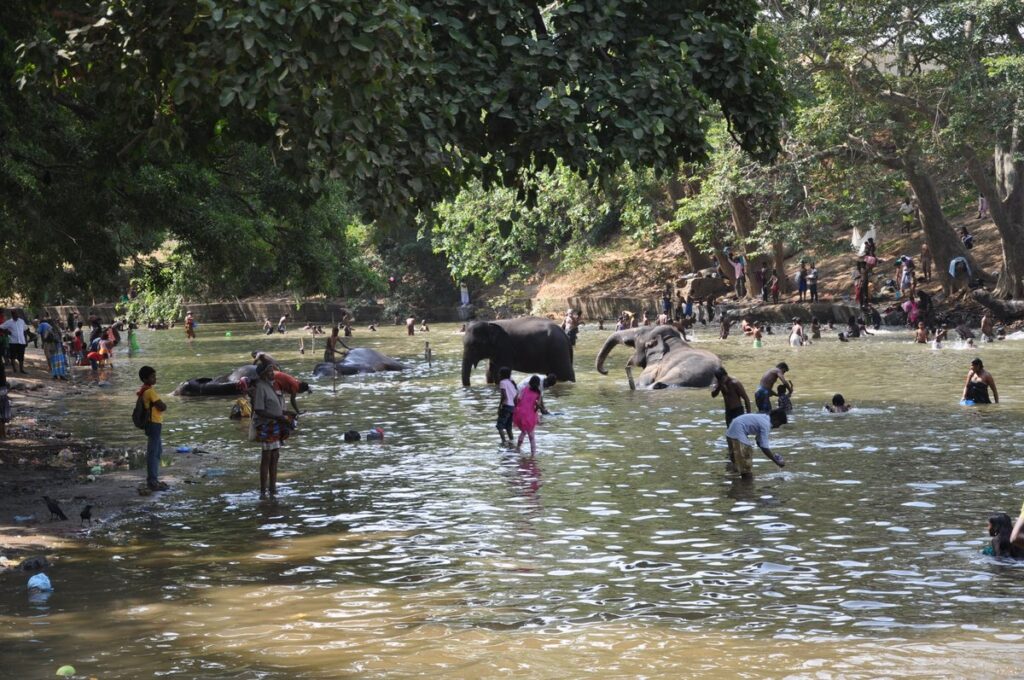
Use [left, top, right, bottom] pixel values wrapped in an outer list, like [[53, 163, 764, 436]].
[[3, 321, 1024, 677]]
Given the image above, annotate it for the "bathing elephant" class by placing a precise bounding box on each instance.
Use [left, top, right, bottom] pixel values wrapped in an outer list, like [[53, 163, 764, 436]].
[[173, 364, 257, 397], [312, 347, 408, 378], [461, 317, 575, 386], [596, 324, 721, 389]]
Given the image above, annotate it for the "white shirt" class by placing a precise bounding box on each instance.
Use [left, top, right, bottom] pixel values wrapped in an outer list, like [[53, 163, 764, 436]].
[[499, 379, 517, 407], [1, 318, 27, 344], [726, 413, 771, 449]]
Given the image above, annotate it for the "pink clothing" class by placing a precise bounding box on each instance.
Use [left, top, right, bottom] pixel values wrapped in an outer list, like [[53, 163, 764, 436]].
[[513, 388, 540, 433]]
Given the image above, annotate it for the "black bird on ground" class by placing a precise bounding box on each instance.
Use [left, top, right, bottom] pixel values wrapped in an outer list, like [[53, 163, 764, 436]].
[[42, 496, 68, 521], [80, 505, 93, 526]]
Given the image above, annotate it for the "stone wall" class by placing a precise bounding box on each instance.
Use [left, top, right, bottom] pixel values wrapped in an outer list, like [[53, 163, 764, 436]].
[[41, 300, 463, 325], [41, 296, 879, 327]]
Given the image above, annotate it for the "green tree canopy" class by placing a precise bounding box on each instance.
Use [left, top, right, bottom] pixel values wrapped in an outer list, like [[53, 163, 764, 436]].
[[18, 0, 788, 221]]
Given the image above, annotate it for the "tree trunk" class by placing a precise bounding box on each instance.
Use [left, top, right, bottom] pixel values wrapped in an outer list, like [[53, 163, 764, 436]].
[[901, 151, 986, 295], [771, 241, 793, 293], [727, 194, 764, 297], [666, 177, 712, 271], [962, 132, 1024, 299]]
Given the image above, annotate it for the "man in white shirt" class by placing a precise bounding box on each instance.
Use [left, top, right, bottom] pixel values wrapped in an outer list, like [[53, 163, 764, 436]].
[[725, 410, 788, 479], [1, 309, 28, 374]]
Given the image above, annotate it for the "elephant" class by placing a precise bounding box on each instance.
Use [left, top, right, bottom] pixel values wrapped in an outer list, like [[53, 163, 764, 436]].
[[312, 347, 408, 378], [173, 364, 257, 397], [461, 317, 575, 386], [596, 324, 721, 389]]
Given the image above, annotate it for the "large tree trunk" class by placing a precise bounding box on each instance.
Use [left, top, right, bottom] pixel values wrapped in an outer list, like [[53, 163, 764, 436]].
[[771, 240, 792, 293], [727, 194, 767, 296], [667, 177, 712, 271], [963, 131, 1024, 299], [901, 151, 986, 295]]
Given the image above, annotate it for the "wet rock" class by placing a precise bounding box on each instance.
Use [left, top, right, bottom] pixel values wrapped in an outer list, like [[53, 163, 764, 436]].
[[20, 555, 49, 572]]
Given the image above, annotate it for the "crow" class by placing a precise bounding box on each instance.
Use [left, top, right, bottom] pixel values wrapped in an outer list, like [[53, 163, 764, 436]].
[[42, 496, 68, 521], [80, 505, 93, 526]]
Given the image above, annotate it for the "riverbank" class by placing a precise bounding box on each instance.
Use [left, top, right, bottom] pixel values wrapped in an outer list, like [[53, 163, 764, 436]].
[[0, 348, 210, 570]]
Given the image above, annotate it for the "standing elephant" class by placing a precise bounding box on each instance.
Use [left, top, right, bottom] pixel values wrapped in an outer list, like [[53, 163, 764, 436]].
[[596, 325, 721, 389], [461, 318, 575, 386]]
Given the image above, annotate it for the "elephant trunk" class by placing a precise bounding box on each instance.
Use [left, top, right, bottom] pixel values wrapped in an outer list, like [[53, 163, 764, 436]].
[[596, 330, 637, 375]]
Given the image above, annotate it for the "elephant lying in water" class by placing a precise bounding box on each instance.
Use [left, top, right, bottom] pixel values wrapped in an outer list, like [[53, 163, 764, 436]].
[[596, 325, 721, 389], [173, 365, 258, 397], [312, 348, 408, 378]]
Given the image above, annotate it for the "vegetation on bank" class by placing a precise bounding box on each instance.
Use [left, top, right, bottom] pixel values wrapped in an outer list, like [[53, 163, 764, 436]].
[[4, 3, 1023, 319]]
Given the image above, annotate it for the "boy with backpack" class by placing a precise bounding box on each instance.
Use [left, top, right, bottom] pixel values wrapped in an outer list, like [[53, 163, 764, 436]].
[[135, 366, 168, 491]]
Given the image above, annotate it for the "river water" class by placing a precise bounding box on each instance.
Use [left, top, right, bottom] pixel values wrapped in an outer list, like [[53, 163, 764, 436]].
[[3, 321, 1024, 677]]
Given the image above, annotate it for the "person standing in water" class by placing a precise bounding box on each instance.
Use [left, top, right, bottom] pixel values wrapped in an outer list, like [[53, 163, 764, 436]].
[[725, 409, 788, 479], [184, 311, 196, 340], [755, 362, 791, 413], [789, 318, 805, 346], [251, 362, 293, 499], [496, 367, 516, 448], [962, 357, 998, 404], [513, 375, 542, 457], [137, 366, 168, 491], [711, 367, 751, 425]]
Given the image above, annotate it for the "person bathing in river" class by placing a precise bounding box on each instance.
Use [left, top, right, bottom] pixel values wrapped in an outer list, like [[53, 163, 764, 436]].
[[711, 367, 751, 426], [981, 314, 995, 342], [513, 375, 543, 457], [752, 324, 764, 348], [272, 370, 310, 415], [826, 394, 852, 413], [742, 318, 756, 336], [251, 362, 293, 499], [915, 322, 929, 344], [775, 382, 793, 413], [724, 409, 788, 479], [496, 367, 517, 448], [789, 317, 805, 347], [986, 513, 1024, 558], [810, 317, 821, 340], [719, 314, 734, 340], [755, 362, 791, 413], [962, 357, 998, 404]]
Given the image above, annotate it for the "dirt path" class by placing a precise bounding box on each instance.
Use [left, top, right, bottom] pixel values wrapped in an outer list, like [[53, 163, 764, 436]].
[[0, 348, 209, 571]]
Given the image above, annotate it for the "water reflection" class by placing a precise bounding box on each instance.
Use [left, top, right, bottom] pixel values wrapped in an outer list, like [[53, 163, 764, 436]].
[[4, 323, 1024, 676]]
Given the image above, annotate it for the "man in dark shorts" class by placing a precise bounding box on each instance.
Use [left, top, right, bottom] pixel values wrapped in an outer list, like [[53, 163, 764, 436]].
[[711, 367, 751, 425], [755, 362, 790, 413]]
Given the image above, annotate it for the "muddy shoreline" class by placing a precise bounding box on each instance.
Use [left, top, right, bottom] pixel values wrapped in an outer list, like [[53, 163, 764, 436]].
[[0, 348, 211, 571]]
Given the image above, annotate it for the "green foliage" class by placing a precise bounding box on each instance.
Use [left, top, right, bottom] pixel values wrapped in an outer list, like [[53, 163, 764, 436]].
[[17, 0, 789, 221]]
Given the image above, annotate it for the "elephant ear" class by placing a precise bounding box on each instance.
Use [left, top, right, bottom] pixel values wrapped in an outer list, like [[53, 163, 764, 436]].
[[487, 322, 510, 342]]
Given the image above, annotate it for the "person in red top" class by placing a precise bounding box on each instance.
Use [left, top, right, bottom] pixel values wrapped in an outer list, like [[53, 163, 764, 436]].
[[272, 370, 310, 414]]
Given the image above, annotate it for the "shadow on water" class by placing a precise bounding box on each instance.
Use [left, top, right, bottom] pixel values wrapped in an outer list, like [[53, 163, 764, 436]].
[[5, 322, 1024, 676]]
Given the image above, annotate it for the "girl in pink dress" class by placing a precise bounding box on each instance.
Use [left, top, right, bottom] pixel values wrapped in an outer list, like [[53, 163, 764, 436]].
[[513, 375, 542, 457]]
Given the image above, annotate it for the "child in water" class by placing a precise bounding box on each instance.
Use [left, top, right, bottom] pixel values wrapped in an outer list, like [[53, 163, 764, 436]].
[[496, 367, 516, 448], [825, 394, 852, 413], [776, 382, 793, 412], [753, 325, 763, 348], [985, 513, 1024, 558], [513, 375, 542, 457]]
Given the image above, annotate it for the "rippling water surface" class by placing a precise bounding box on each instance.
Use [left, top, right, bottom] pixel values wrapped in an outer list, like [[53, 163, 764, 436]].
[[4, 321, 1024, 677]]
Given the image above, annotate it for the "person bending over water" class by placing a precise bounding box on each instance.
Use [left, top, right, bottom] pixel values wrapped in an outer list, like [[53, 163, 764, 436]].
[[962, 357, 998, 404], [755, 362, 790, 413], [825, 394, 852, 413], [724, 409, 788, 479], [711, 367, 751, 425]]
